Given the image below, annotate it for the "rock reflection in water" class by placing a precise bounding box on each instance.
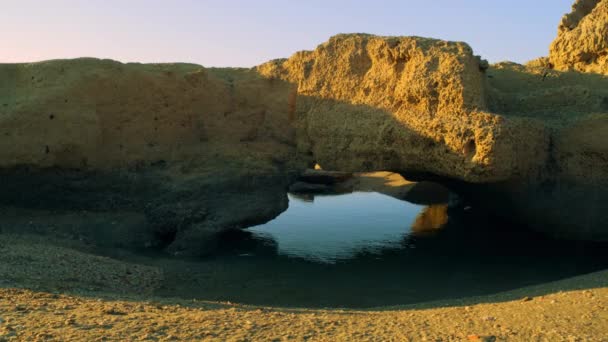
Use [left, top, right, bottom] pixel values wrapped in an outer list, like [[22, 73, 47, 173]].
[[411, 205, 449, 235]]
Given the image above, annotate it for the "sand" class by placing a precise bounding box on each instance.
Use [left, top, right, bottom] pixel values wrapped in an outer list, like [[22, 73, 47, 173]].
[[0, 233, 607, 341]]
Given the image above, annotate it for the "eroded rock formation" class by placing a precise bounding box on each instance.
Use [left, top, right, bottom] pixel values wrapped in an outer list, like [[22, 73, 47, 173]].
[[0, 59, 306, 254], [257, 34, 607, 240], [1, 0, 607, 252], [257, 35, 548, 183]]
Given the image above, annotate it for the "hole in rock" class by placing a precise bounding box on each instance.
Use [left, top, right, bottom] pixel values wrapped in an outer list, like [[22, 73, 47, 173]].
[[463, 139, 476, 157]]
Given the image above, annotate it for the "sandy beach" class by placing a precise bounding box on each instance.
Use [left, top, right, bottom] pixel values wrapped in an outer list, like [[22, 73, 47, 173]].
[[0, 233, 606, 341]]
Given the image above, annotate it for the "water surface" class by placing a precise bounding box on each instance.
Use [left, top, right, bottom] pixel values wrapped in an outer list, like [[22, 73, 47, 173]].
[[152, 191, 608, 308], [247, 192, 424, 263]]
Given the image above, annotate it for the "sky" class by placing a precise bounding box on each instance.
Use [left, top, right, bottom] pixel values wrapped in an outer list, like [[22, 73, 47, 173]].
[[2, 0, 574, 67]]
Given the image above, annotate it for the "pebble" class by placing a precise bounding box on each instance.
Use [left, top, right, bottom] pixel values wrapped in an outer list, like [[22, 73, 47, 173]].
[[467, 335, 496, 342], [521, 296, 533, 302]]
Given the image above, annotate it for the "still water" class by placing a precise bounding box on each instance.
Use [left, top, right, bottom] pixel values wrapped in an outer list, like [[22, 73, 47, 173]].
[[247, 192, 426, 263], [154, 191, 608, 308]]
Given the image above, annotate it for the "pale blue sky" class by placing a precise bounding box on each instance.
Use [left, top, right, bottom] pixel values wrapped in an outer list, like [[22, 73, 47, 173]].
[[2, 0, 573, 67]]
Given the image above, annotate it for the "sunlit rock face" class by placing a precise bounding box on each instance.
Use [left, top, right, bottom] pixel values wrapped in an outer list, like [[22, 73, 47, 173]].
[[0, 59, 298, 169], [550, 0, 608, 74], [258, 34, 549, 184], [258, 33, 608, 240]]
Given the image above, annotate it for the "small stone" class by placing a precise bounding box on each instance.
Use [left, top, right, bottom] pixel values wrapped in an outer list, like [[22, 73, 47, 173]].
[[102, 308, 127, 316], [521, 296, 533, 302], [482, 316, 496, 321], [467, 335, 496, 342], [14, 305, 27, 312]]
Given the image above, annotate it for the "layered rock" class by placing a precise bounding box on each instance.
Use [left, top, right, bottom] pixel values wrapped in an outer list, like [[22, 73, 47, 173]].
[[550, 0, 608, 74]]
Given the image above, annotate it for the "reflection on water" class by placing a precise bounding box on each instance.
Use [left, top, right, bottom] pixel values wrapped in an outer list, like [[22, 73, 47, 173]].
[[247, 192, 429, 263], [153, 191, 608, 308], [411, 205, 449, 235]]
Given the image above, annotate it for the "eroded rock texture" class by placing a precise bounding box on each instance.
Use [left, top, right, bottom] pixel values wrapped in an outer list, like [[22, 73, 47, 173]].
[[550, 0, 608, 74], [0, 59, 297, 169], [258, 35, 548, 184], [1, 0, 607, 251], [258, 34, 607, 240]]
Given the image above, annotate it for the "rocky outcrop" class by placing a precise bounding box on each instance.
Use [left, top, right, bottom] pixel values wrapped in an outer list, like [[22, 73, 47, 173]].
[[0, 59, 298, 169], [0, 59, 306, 254], [1, 0, 607, 250], [258, 35, 548, 184], [257, 34, 607, 240], [549, 0, 608, 74]]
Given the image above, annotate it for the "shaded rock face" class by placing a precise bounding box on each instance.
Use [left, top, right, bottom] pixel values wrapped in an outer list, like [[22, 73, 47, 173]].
[[550, 0, 608, 74], [0, 59, 305, 254], [484, 62, 608, 239]]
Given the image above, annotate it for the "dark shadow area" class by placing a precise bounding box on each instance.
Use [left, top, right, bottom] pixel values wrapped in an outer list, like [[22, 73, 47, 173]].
[[486, 62, 608, 122]]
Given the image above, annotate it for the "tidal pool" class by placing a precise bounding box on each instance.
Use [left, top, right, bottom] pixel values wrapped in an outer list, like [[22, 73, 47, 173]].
[[152, 191, 608, 308], [247, 192, 427, 263]]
